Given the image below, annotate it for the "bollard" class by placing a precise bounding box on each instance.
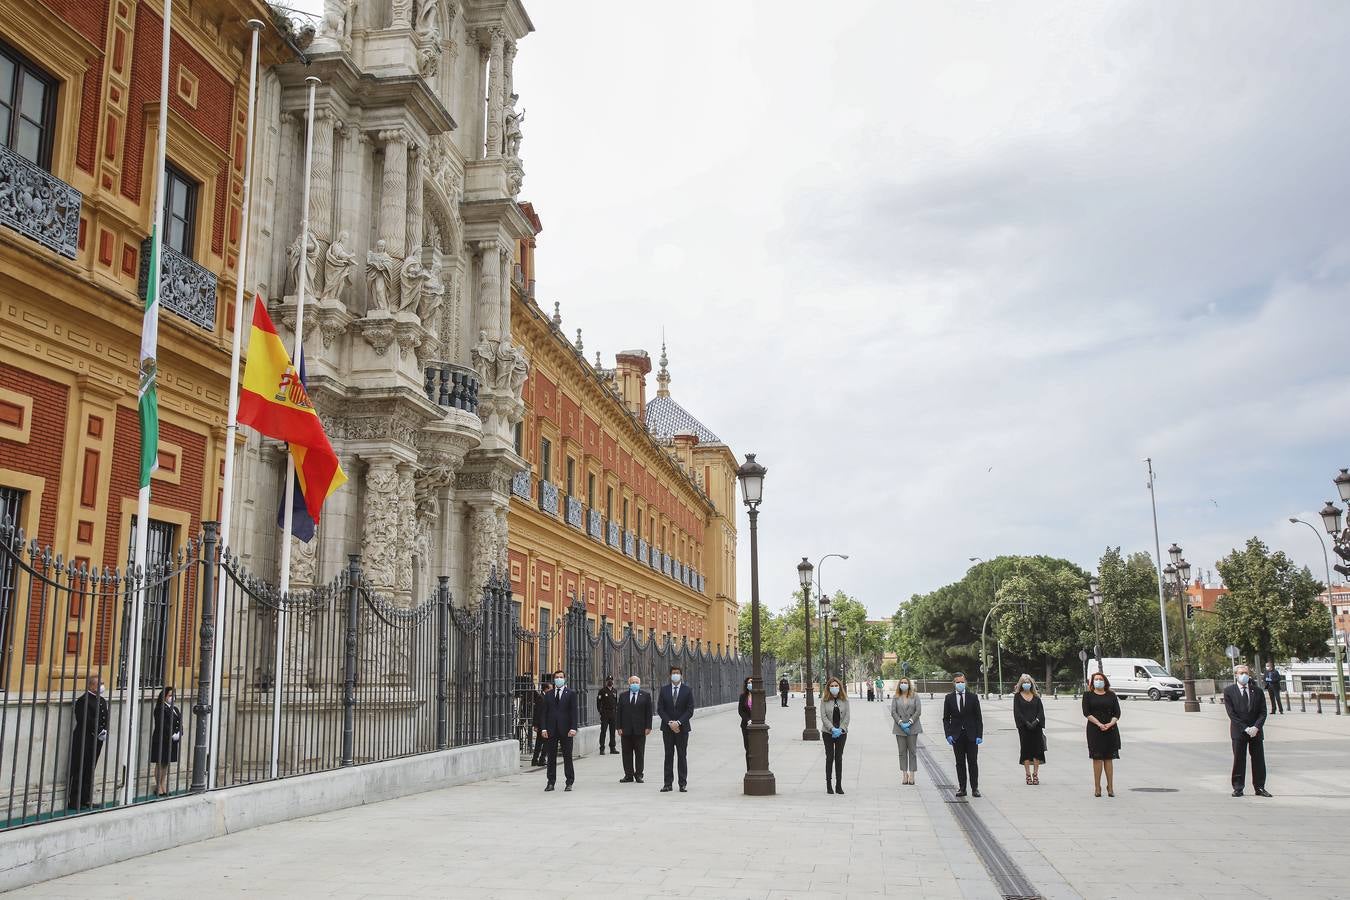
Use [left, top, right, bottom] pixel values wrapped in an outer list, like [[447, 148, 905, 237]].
[[1316, 693, 1323, 714], [1301, 692, 1306, 712]]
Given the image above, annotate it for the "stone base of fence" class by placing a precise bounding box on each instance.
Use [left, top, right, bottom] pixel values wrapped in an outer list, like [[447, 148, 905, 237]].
[[0, 738, 518, 892]]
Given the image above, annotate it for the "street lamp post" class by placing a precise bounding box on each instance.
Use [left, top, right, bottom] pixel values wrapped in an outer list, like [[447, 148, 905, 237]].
[[736, 453, 775, 795], [1308, 499, 1349, 715], [797, 558, 820, 741], [1088, 575, 1104, 673], [1163, 543, 1200, 712], [815, 553, 848, 688], [840, 625, 848, 694]]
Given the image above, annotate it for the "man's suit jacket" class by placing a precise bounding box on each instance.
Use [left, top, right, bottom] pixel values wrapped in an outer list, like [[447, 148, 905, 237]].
[[541, 686, 579, 737], [942, 690, 983, 742], [616, 689, 653, 734], [658, 682, 695, 733], [1222, 682, 1267, 739]]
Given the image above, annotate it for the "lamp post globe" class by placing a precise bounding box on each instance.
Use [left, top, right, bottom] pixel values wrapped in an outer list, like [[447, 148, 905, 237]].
[[1335, 469, 1350, 505], [1167, 545, 1201, 712], [1168, 543, 1183, 566], [735, 453, 774, 795], [1321, 501, 1343, 536], [797, 557, 819, 741]]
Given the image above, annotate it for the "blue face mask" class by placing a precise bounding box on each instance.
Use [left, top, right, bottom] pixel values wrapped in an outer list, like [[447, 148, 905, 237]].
[[629, 683, 640, 693], [955, 683, 966, 693], [554, 678, 565, 688], [1093, 680, 1105, 690], [829, 685, 840, 696], [1238, 673, 1250, 685], [1021, 683, 1032, 691]]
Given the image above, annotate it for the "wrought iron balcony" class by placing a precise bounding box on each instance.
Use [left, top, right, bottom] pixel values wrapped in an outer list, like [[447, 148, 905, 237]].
[[423, 363, 480, 415], [511, 469, 532, 500], [565, 496, 583, 528], [637, 538, 647, 562], [139, 238, 217, 330], [0, 143, 81, 259], [607, 521, 620, 550], [624, 531, 635, 557], [538, 480, 559, 516], [587, 508, 602, 540]]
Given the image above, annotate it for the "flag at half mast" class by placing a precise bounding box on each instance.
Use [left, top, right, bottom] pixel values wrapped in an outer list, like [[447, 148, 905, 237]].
[[138, 226, 160, 489], [238, 301, 346, 537]]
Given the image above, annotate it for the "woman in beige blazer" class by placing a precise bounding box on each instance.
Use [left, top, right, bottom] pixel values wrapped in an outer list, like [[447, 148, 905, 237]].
[[891, 676, 923, 785]]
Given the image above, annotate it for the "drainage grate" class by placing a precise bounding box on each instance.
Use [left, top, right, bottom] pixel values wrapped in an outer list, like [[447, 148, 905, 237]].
[[1130, 787, 1179, 793], [918, 743, 1042, 900]]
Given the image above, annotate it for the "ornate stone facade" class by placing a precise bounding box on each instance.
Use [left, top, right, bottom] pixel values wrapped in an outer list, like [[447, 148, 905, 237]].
[[230, 0, 537, 609]]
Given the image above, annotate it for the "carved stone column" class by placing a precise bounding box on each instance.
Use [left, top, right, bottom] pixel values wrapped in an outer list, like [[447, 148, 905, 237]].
[[396, 466, 416, 604], [378, 130, 409, 258], [503, 40, 517, 105], [485, 27, 505, 159], [406, 144, 423, 255], [468, 501, 499, 599], [309, 110, 336, 244], [476, 240, 502, 342], [498, 244, 511, 345], [494, 505, 509, 575], [392, 0, 413, 29], [360, 457, 401, 592]]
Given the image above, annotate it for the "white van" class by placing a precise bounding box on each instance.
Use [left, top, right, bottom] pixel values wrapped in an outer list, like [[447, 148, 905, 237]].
[[1096, 658, 1184, 701]]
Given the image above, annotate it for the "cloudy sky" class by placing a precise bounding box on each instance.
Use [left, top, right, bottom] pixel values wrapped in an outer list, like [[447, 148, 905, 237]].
[[304, 1, 1350, 617]]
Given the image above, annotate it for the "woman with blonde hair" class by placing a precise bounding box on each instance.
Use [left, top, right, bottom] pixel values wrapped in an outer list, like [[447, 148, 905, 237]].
[[1012, 673, 1045, 785], [891, 675, 922, 785], [819, 676, 850, 794]]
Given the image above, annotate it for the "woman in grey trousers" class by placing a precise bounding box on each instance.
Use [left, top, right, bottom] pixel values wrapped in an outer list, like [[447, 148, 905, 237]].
[[891, 676, 922, 785]]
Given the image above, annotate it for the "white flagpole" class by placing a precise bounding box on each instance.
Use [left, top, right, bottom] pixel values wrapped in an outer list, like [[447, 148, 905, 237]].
[[209, 17, 264, 790], [271, 75, 319, 779], [1146, 458, 1173, 673], [123, 0, 173, 807]]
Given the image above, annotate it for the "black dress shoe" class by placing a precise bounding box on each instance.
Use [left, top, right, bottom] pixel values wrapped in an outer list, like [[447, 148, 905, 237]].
[[971, 789, 981, 798], [955, 789, 967, 797], [545, 783, 555, 792], [660, 784, 673, 792], [835, 785, 845, 795], [564, 783, 573, 792], [610, 747, 618, 753], [635, 776, 644, 783], [1255, 788, 1273, 797], [679, 785, 687, 792], [1232, 789, 1243, 797], [598, 748, 605, 755], [620, 776, 634, 783]]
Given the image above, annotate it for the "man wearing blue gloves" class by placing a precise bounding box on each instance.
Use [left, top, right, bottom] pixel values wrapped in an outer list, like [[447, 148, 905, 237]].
[[942, 673, 983, 798]]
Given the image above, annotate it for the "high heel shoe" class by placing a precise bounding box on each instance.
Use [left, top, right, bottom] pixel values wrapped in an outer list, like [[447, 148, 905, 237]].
[[1026, 774, 1032, 785], [1094, 788, 1102, 797]]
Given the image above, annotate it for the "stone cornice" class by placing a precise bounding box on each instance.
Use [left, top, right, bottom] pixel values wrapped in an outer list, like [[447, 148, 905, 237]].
[[276, 53, 456, 136]]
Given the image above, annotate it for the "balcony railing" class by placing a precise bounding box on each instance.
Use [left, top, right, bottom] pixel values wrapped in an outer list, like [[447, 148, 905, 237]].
[[139, 239, 217, 330], [587, 509, 603, 540], [624, 531, 635, 557], [607, 522, 620, 549], [424, 363, 480, 414], [511, 470, 532, 500], [539, 481, 559, 516], [637, 538, 648, 563], [565, 496, 583, 528], [0, 143, 81, 259]]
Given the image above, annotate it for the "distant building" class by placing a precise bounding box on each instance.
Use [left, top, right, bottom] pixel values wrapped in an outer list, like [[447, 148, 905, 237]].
[[1186, 579, 1228, 612]]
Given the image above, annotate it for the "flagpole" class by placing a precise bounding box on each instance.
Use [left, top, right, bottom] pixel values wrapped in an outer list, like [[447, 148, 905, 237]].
[[272, 75, 319, 779], [209, 17, 264, 791], [1146, 458, 1173, 673], [123, 0, 173, 807]]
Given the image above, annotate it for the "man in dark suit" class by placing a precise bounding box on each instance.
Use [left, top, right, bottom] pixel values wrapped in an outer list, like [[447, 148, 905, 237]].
[[1262, 662, 1284, 715], [67, 674, 109, 809], [540, 670, 578, 792], [779, 677, 790, 707], [530, 679, 552, 767], [942, 672, 983, 798], [616, 675, 653, 783], [597, 676, 619, 755], [1223, 664, 1271, 797], [657, 666, 694, 792]]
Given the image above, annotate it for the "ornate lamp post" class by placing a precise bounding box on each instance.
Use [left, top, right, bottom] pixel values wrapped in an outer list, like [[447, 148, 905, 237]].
[[797, 558, 820, 740], [819, 590, 832, 682], [839, 625, 849, 694], [1088, 575, 1104, 673], [1163, 543, 1200, 712], [1311, 493, 1348, 714], [736, 453, 775, 795]]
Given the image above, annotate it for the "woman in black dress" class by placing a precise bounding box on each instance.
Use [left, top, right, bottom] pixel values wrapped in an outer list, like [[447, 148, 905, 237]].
[[1013, 674, 1045, 785], [1082, 672, 1121, 797], [149, 685, 182, 796], [738, 678, 754, 768]]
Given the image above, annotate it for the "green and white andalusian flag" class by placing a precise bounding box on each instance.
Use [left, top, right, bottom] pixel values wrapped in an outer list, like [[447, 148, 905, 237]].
[[138, 224, 160, 488]]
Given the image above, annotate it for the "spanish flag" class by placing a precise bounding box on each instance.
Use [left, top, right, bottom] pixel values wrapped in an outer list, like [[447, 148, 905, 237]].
[[239, 301, 346, 538]]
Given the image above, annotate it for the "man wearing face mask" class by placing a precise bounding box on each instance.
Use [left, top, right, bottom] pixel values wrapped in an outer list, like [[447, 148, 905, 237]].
[[597, 676, 619, 755], [1222, 664, 1271, 797], [942, 673, 983, 798], [540, 670, 578, 792], [616, 675, 653, 783], [67, 674, 109, 810], [779, 676, 790, 708], [658, 666, 694, 792]]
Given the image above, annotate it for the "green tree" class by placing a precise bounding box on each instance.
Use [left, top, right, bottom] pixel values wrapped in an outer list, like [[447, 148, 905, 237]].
[[1069, 547, 1165, 661], [1202, 538, 1330, 662], [994, 558, 1088, 686]]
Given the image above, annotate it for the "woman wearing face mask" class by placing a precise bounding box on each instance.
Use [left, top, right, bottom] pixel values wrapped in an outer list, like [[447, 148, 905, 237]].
[[1083, 672, 1121, 797], [149, 686, 182, 797], [1013, 674, 1045, 785], [738, 678, 754, 768], [820, 676, 851, 794], [890, 676, 922, 785]]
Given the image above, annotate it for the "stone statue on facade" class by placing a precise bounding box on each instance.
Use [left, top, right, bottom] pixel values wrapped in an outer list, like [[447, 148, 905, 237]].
[[505, 98, 525, 158], [419, 264, 444, 326], [398, 256, 430, 314], [509, 347, 529, 398], [415, 0, 439, 33], [417, 28, 441, 77], [365, 240, 397, 312], [471, 329, 494, 384], [493, 341, 518, 392], [319, 230, 356, 302], [287, 230, 321, 297], [316, 0, 354, 50]]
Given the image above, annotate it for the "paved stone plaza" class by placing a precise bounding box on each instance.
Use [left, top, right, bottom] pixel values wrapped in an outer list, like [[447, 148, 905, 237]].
[[12, 695, 1350, 899]]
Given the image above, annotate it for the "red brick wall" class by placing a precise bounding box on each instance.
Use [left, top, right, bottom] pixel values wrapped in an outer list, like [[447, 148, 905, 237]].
[[42, 0, 106, 45], [76, 59, 105, 174], [121, 2, 234, 205], [0, 363, 69, 662]]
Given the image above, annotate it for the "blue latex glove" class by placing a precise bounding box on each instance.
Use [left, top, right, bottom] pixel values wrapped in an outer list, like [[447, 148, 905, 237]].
[[901, 722, 910, 733], [831, 727, 842, 739], [975, 738, 983, 745], [947, 735, 955, 746]]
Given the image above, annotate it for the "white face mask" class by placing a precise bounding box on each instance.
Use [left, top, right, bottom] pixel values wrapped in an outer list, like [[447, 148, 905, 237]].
[[898, 684, 909, 693], [1093, 680, 1105, 690], [670, 673, 682, 684], [829, 685, 840, 696], [98, 685, 106, 697]]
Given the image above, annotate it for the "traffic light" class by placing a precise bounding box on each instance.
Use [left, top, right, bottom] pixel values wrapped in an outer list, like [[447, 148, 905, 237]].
[[1186, 603, 1195, 620]]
